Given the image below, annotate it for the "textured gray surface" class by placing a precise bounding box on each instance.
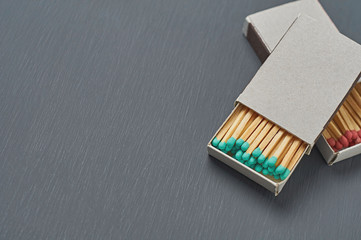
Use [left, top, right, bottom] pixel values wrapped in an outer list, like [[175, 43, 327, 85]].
[[0, 0, 360, 239]]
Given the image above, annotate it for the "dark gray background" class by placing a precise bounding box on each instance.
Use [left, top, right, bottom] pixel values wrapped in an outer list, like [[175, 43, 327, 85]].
[[0, 0, 360, 239]]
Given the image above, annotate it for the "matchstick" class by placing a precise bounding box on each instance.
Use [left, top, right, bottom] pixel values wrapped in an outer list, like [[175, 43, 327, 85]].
[[346, 97, 361, 119], [252, 125, 280, 158], [271, 140, 292, 178], [343, 101, 361, 139], [279, 143, 307, 180], [355, 83, 361, 96], [339, 105, 358, 140], [218, 107, 247, 151], [350, 89, 361, 108], [212, 105, 241, 147], [333, 111, 352, 141], [266, 133, 293, 168], [257, 129, 285, 165], [323, 129, 336, 149], [241, 121, 274, 163], [235, 115, 263, 149], [239, 119, 268, 154], [275, 138, 302, 175], [225, 109, 254, 151], [327, 121, 349, 148], [235, 118, 268, 162]]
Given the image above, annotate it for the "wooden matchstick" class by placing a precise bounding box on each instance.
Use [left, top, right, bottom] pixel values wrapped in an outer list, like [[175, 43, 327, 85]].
[[257, 129, 285, 165], [235, 115, 263, 149], [327, 121, 349, 148], [355, 83, 361, 96], [279, 143, 307, 180], [346, 97, 361, 119], [217, 107, 247, 150], [241, 122, 274, 164], [266, 133, 293, 168], [226, 109, 254, 151], [343, 101, 361, 138], [275, 138, 302, 175], [350, 89, 361, 108], [252, 125, 280, 158], [271, 139, 292, 176], [333, 111, 352, 141], [239, 119, 268, 153], [323, 129, 336, 148], [212, 105, 241, 147], [339, 105, 359, 140]]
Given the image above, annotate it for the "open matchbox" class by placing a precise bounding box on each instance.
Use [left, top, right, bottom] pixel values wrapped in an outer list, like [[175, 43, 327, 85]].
[[207, 15, 361, 195], [243, 0, 361, 165]]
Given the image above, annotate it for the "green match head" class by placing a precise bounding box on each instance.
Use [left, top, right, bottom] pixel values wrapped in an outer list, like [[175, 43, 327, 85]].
[[226, 137, 236, 150], [257, 155, 266, 164], [262, 159, 269, 168], [241, 142, 250, 152], [262, 169, 269, 175], [242, 152, 251, 161], [249, 164, 256, 169], [280, 169, 290, 180], [252, 147, 262, 158], [245, 161, 252, 167], [268, 166, 275, 173], [212, 137, 220, 147], [222, 149, 228, 154], [235, 150, 243, 160], [235, 139, 244, 148], [255, 164, 262, 172], [218, 141, 226, 150], [267, 156, 277, 167], [275, 165, 287, 175], [248, 157, 256, 165], [273, 174, 280, 180], [230, 147, 238, 155]]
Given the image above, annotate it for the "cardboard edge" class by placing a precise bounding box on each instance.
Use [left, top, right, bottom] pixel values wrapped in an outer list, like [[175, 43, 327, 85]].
[[315, 135, 337, 165], [207, 144, 279, 195], [243, 17, 271, 63]]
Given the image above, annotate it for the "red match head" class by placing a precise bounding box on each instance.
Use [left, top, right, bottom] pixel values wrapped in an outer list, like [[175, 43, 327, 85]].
[[326, 138, 336, 147], [345, 130, 353, 141], [352, 130, 358, 140], [339, 136, 349, 148], [335, 141, 343, 150]]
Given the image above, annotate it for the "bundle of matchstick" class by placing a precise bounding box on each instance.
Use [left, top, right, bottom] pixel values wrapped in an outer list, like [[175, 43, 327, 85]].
[[212, 105, 307, 181], [323, 83, 361, 152]]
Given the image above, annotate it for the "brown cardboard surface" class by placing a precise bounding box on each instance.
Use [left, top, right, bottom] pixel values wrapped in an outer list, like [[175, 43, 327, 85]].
[[237, 15, 361, 146], [244, 0, 337, 59]]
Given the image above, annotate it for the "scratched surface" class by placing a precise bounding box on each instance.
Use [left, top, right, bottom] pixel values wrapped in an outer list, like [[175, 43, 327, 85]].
[[0, 0, 360, 239]]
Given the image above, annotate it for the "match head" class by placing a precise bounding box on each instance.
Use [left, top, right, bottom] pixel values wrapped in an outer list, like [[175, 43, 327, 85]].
[[249, 164, 256, 169], [335, 141, 343, 150], [268, 166, 275, 173], [218, 141, 226, 150], [221, 149, 228, 154], [273, 174, 280, 180], [244, 161, 252, 167], [257, 154, 266, 164], [235, 139, 245, 148], [241, 142, 250, 152], [332, 147, 338, 152], [262, 159, 269, 168], [345, 130, 353, 141], [267, 156, 277, 168], [339, 136, 349, 148], [226, 137, 236, 151], [262, 169, 269, 175], [242, 152, 251, 161], [255, 164, 263, 172], [212, 137, 220, 147], [326, 138, 336, 147], [355, 137, 361, 145], [252, 147, 262, 158], [275, 165, 286, 175], [230, 147, 238, 155], [280, 169, 291, 180], [248, 157, 256, 165], [235, 150, 243, 160], [358, 130, 361, 138], [352, 130, 358, 140]]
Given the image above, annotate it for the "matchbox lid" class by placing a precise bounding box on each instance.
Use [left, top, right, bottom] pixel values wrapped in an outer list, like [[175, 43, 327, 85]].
[[243, 0, 337, 60], [237, 15, 361, 146]]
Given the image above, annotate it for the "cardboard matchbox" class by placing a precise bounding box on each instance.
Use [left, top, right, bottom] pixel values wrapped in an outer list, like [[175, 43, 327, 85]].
[[208, 16, 361, 195], [243, 0, 361, 165]]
